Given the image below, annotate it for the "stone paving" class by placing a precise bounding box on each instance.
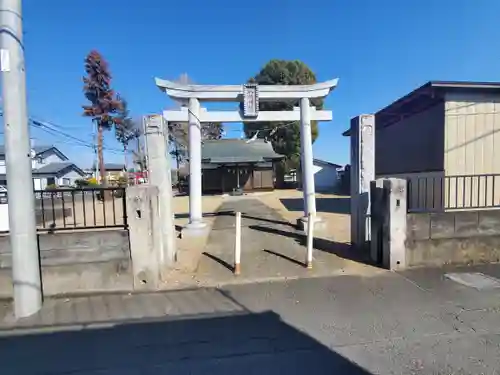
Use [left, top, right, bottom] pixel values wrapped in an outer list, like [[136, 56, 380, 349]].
[[194, 196, 374, 286], [1, 264, 500, 373]]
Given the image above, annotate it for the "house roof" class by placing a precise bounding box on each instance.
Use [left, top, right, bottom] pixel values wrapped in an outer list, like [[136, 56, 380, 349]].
[[201, 139, 284, 164], [0, 144, 69, 160], [92, 163, 126, 171], [342, 80, 500, 137], [32, 145, 53, 154], [33, 162, 85, 177], [313, 158, 342, 168]]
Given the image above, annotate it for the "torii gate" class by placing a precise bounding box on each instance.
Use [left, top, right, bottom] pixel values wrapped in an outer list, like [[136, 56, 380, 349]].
[[155, 78, 339, 233]]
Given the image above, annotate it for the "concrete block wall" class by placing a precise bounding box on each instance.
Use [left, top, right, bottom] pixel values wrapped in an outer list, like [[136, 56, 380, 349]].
[[0, 184, 176, 298], [0, 230, 132, 297], [406, 210, 500, 267]]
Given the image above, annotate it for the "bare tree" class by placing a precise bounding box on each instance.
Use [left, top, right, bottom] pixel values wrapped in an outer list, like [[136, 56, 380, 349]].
[[167, 73, 223, 185], [115, 96, 140, 170], [168, 73, 223, 147]]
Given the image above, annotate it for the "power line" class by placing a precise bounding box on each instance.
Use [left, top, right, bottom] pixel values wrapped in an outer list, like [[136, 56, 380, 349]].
[[0, 110, 124, 153], [30, 122, 123, 155], [29, 117, 123, 153]]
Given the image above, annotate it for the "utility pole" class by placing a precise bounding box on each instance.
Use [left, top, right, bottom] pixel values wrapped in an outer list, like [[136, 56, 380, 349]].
[[143, 114, 176, 267], [0, 0, 42, 317]]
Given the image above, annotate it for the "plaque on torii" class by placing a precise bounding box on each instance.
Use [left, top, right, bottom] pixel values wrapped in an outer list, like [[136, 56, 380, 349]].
[[242, 83, 259, 118]]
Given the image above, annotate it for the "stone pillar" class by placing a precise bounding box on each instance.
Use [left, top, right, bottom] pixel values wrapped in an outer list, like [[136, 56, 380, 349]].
[[350, 114, 375, 251], [126, 185, 161, 290], [297, 98, 324, 231], [186, 97, 206, 233], [144, 114, 176, 266], [382, 178, 407, 270]]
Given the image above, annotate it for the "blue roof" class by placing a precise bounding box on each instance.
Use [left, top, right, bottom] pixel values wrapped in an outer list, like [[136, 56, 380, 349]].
[[33, 162, 85, 177], [0, 144, 68, 160]]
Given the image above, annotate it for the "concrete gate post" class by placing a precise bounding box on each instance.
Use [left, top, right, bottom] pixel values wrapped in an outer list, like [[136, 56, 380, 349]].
[[381, 178, 407, 270], [350, 114, 375, 251], [144, 114, 176, 267], [126, 185, 162, 290]]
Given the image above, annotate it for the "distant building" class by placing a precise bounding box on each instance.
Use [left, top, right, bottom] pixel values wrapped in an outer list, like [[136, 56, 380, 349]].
[[312, 159, 342, 192], [91, 163, 126, 182], [0, 144, 86, 189], [200, 139, 284, 193]]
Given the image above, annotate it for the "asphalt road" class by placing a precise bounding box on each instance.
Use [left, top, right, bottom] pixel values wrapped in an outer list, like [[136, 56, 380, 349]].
[[1, 265, 500, 374]]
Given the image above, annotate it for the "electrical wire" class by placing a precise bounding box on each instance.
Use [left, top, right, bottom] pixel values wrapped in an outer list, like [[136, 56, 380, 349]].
[[30, 116, 123, 152], [0, 110, 124, 153], [31, 123, 122, 155]]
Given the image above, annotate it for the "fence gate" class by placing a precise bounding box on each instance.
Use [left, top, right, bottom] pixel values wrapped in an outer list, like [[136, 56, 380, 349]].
[[32, 187, 128, 233], [370, 180, 386, 265]]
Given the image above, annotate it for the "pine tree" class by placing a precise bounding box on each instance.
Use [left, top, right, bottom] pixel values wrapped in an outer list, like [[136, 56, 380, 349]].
[[82, 50, 122, 184]]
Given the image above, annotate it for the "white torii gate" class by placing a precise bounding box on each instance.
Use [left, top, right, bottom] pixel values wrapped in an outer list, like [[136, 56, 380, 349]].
[[155, 78, 339, 233]]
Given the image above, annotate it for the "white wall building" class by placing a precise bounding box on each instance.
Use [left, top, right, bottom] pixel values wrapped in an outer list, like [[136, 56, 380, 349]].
[[312, 158, 342, 192], [0, 144, 86, 189]]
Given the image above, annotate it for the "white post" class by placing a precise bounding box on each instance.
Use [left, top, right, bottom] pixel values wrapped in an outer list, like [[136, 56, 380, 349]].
[[1, 0, 42, 318], [234, 211, 241, 275], [144, 115, 176, 267], [300, 127, 308, 215], [306, 212, 314, 268], [186, 97, 206, 232]]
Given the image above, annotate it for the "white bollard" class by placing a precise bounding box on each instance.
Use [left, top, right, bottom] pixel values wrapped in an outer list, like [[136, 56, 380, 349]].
[[306, 212, 314, 269], [0, 203, 9, 231], [234, 211, 241, 275]]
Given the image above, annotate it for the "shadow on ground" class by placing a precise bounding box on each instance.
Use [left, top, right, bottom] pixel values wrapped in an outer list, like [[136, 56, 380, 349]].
[[175, 210, 234, 234], [0, 310, 371, 374], [280, 197, 351, 214], [177, 210, 296, 228], [249, 224, 371, 265], [202, 251, 236, 273], [175, 210, 233, 220]]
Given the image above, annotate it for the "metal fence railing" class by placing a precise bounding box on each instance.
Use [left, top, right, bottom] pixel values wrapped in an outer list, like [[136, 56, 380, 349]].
[[33, 187, 127, 232], [407, 174, 500, 213]]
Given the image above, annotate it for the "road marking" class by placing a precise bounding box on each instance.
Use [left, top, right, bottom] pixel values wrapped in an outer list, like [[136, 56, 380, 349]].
[[445, 272, 500, 290]]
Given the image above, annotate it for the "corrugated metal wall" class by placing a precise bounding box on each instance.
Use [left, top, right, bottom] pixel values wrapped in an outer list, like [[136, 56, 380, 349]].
[[375, 102, 444, 175], [444, 92, 500, 208]]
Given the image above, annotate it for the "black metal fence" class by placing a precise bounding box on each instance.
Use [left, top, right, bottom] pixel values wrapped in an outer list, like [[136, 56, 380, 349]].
[[407, 174, 500, 212], [33, 187, 127, 232]]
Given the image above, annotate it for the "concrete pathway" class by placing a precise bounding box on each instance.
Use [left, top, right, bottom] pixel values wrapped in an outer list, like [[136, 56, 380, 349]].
[[1, 264, 500, 374], [195, 196, 374, 286]]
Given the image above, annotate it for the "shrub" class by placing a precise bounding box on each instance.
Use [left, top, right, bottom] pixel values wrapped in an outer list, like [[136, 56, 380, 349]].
[[117, 176, 128, 187], [87, 177, 99, 186], [75, 178, 89, 188], [45, 184, 58, 190]]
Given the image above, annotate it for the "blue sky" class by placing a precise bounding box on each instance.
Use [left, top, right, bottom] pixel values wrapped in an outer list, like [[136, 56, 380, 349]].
[[10, 0, 500, 168]]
